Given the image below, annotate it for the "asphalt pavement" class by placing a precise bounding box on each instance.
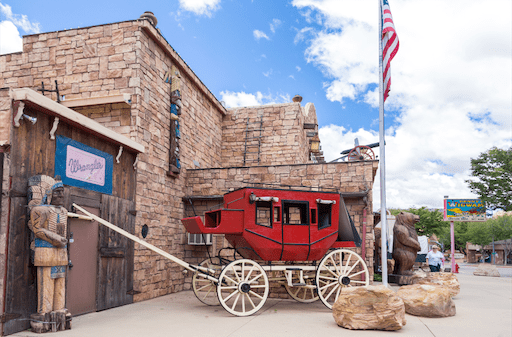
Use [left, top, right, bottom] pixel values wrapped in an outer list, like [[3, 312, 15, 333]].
[[12, 271, 512, 337], [458, 262, 512, 277]]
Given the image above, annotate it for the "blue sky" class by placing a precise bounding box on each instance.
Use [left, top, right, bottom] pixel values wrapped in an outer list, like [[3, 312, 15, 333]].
[[0, 0, 383, 130], [1, 0, 511, 210]]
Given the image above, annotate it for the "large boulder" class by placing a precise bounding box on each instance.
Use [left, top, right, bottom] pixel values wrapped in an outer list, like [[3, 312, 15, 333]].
[[411, 272, 460, 297], [397, 284, 456, 317], [473, 263, 501, 277], [332, 285, 406, 331]]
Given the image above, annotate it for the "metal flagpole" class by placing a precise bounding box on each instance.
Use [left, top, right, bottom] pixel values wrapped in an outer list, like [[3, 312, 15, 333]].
[[378, 0, 388, 287]]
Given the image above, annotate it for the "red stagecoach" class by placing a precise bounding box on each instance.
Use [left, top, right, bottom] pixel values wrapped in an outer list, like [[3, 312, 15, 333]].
[[181, 187, 369, 316]]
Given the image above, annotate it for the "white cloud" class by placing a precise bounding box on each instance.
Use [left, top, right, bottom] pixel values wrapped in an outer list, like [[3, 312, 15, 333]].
[[295, 0, 512, 210], [220, 90, 291, 108], [270, 18, 282, 33], [304, 24, 376, 103], [293, 27, 314, 44], [0, 3, 40, 54], [178, 0, 221, 17], [319, 125, 378, 162], [0, 3, 40, 33], [0, 20, 22, 54], [253, 30, 270, 41], [263, 69, 273, 77], [296, 66, 301, 72]]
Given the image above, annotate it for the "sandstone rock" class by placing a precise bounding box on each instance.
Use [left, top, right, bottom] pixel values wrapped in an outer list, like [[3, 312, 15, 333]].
[[397, 284, 456, 317], [473, 263, 501, 277], [332, 285, 406, 331], [411, 272, 460, 297]]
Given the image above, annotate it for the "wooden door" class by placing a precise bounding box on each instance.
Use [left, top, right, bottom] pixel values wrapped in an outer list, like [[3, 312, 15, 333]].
[[97, 195, 135, 311], [66, 206, 99, 315]]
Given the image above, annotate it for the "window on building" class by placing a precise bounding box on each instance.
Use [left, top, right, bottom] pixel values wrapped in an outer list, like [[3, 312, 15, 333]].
[[256, 201, 272, 227], [318, 203, 332, 229], [283, 201, 309, 225]]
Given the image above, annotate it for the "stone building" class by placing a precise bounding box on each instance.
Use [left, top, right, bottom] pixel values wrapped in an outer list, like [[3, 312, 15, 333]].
[[0, 13, 378, 335]]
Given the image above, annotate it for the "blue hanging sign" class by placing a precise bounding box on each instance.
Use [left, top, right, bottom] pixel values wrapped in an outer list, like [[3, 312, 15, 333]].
[[55, 135, 113, 194]]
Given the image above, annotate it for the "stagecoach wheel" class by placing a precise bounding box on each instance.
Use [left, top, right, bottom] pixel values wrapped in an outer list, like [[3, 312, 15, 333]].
[[316, 249, 369, 309], [192, 258, 222, 306], [217, 259, 269, 317], [283, 271, 319, 303]]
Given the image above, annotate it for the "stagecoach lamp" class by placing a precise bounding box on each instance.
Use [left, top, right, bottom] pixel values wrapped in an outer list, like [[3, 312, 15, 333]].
[[310, 135, 320, 153]]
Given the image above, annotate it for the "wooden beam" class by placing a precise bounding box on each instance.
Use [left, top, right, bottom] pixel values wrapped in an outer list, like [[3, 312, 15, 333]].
[[11, 88, 144, 153], [60, 94, 132, 108], [303, 123, 317, 129]]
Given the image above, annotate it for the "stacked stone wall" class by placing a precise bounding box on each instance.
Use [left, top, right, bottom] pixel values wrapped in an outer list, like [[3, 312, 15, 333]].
[[222, 103, 315, 167], [0, 21, 140, 101], [129, 26, 224, 301]]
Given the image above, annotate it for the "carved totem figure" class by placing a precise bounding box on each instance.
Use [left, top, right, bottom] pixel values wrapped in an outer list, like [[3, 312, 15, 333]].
[[392, 212, 421, 276], [27, 175, 72, 333]]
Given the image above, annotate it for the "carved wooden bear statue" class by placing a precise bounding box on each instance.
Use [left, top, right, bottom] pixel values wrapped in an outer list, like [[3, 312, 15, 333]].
[[392, 212, 421, 275]]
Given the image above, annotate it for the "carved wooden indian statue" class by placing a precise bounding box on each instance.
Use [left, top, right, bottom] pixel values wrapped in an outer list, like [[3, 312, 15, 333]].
[[27, 175, 91, 333]]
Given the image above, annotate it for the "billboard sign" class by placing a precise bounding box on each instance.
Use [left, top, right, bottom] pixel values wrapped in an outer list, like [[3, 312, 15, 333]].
[[444, 199, 486, 222]]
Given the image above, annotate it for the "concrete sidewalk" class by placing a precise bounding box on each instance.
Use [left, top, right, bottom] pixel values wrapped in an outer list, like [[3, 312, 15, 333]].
[[12, 273, 512, 337]]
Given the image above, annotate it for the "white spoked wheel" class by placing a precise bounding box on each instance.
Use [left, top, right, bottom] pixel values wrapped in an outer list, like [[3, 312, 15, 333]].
[[316, 249, 369, 309], [217, 259, 269, 317], [192, 258, 222, 306], [283, 271, 319, 303]]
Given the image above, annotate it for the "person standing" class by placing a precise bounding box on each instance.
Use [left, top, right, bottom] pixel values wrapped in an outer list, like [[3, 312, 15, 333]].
[[426, 245, 444, 272]]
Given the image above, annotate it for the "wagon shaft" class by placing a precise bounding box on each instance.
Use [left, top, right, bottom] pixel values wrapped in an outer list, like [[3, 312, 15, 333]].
[[72, 203, 217, 283]]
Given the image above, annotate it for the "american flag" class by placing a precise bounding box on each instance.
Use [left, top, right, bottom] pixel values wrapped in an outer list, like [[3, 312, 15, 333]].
[[381, 0, 399, 102]]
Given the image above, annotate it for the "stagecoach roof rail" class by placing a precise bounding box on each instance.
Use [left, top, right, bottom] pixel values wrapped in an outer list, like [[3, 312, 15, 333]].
[[235, 184, 370, 198], [239, 181, 339, 192]]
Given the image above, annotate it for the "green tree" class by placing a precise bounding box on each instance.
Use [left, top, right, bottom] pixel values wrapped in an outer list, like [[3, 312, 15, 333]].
[[465, 221, 492, 247], [466, 147, 512, 211], [488, 215, 512, 265], [438, 221, 469, 253], [465, 216, 512, 264]]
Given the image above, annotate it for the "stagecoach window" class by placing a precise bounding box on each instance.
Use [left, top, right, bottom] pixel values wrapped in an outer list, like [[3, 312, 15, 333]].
[[311, 209, 317, 224], [318, 203, 332, 229], [256, 201, 272, 227], [283, 201, 309, 225]]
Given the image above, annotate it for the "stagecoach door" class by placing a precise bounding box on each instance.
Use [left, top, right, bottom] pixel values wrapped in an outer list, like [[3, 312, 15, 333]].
[[281, 200, 310, 260]]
